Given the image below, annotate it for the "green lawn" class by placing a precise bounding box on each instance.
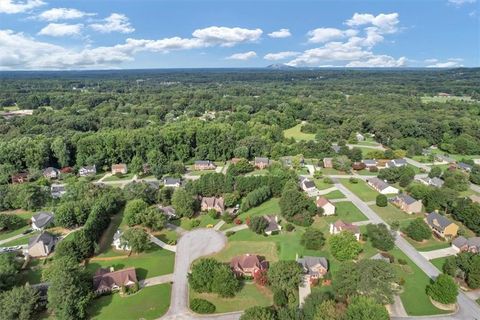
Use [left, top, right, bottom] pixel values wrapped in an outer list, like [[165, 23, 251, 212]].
[[190, 283, 273, 313], [323, 190, 346, 200], [430, 257, 448, 271], [339, 179, 379, 202], [390, 248, 449, 316], [318, 168, 348, 175], [1, 233, 38, 247], [88, 283, 171, 320], [237, 198, 280, 220], [178, 214, 220, 230], [369, 204, 422, 224], [20, 259, 45, 285], [404, 236, 450, 252], [210, 241, 278, 262], [0, 211, 34, 241], [283, 123, 315, 141], [313, 178, 335, 190], [103, 173, 135, 181], [86, 245, 175, 280], [355, 169, 378, 176]]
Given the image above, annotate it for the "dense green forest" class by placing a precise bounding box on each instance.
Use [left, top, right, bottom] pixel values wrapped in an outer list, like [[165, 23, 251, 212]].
[[0, 68, 479, 177]]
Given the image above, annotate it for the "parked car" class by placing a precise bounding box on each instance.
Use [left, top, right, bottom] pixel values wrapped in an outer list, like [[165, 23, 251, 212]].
[[22, 229, 33, 235]]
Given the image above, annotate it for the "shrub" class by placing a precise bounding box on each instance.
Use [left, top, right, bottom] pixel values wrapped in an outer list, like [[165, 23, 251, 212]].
[[369, 166, 379, 172], [404, 218, 431, 241], [222, 212, 234, 223], [249, 216, 269, 234], [190, 298, 216, 314], [376, 194, 388, 207], [273, 290, 288, 307], [208, 209, 218, 219], [234, 218, 242, 225], [398, 258, 408, 265], [190, 219, 200, 228], [285, 223, 295, 232], [349, 177, 359, 184], [323, 177, 333, 184], [426, 274, 458, 304]]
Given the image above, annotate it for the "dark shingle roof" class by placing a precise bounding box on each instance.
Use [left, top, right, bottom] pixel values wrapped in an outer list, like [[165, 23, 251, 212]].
[[28, 232, 56, 248], [426, 212, 453, 230], [32, 212, 54, 229]]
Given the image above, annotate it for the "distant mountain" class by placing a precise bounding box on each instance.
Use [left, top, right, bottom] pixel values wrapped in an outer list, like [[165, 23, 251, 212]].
[[266, 63, 296, 70]]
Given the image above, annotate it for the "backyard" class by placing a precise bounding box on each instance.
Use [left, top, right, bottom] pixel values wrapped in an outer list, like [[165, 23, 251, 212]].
[[339, 178, 379, 202], [283, 123, 315, 141]]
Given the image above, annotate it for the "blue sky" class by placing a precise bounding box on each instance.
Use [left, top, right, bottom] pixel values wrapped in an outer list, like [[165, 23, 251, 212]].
[[0, 0, 478, 69]]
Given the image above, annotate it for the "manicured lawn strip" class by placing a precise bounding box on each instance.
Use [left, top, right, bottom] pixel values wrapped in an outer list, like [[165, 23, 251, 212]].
[[404, 236, 450, 252], [318, 168, 348, 175], [88, 283, 171, 320], [0, 211, 34, 241], [368, 204, 421, 224], [355, 169, 378, 176], [190, 283, 273, 313], [283, 123, 315, 141], [103, 173, 135, 181], [391, 247, 448, 316], [430, 257, 447, 271], [97, 210, 124, 254], [179, 214, 220, 230], [323, 190, 346, 200], [339, 179, 378, 202], [1, 232, 39, 247], [333, 202, 368, 223], [154, 230, 179, 243], [0, 225, 30, 241], [237, 198, 280, 220], [86, 246, 175, 280], [313, 178, 335, 190], [210, 241, 278, 263]]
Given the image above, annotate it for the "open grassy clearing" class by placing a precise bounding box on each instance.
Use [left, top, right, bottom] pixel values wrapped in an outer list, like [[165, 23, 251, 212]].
[[283, 123, 315, 141], [20, 258, 45, 285], [369, 203, 421, 224], [313, 178, 336, 190], [323, 190, 346, 199], [103, 172, 136, 181], [404, 236, 450, 252], [190, 283, 273, 314], [178, 214, 220, 230], [88, 283, 171, 320], [1, 233, 38, 246], [339, 178, 379, 202], [86, 245, 175, 280]]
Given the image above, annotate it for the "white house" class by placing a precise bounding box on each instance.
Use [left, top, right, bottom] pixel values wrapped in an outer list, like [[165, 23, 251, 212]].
[[367, 177, 399, 194], [329, 220, 361, 241], [316, 196, 336, 216], [112, 230, 130, 251]]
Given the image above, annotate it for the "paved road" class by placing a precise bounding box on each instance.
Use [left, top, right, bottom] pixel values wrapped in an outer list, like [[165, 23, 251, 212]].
[[140, 273, 173, 288], [150, 234, 177, 252], [334, 180, 480, 320], [161, 229, 228, 320], [222, 224, 248, 234], [405, 157, 432, 172]]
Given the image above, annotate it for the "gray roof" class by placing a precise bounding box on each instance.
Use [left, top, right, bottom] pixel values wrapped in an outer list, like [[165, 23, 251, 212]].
[[163, 177, 181, 185], [371, 253, 391, 262], [264, 215, 281, 233], [425, 212, 454, 230], [80, 165, 96, 171], [297, 256, 328, 273], [32, 212, 54, 228], [393, 158, 407, 165], [255, 157, 269, 164], [332, 145, 341, 153], [43, 167, 59, 175], [195, 160, 213, 165], [452, 236, 480, 249], [362, 159, 377, 165], [300, 178, 315, 189], [28, 232, 56, 248], [458, 162, 473, 170], [395, 194, 418, 205], [368, 177, 390, 191], [430, 177, 444, 187]]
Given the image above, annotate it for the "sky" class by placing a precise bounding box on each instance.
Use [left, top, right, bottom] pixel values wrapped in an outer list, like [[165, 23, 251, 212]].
[[0, 0, 479, 70]]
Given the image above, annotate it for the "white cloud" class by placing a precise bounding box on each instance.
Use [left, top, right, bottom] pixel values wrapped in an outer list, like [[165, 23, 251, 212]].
[[268, 28, 291, 38], [426, 58, 464, 68], [38, 8, 95, 21], [226, 51, 257, 60], [307, 28, 357, 43], [90, 13, 134, 34], [192, 26, 262, 47], [264, 51, 300, 60], [38, 23, 83, 37], [346, 13, 400, 33], [346, 55, 407, 67], [0, 0, 44, 14], [448, 0, 476, 5]]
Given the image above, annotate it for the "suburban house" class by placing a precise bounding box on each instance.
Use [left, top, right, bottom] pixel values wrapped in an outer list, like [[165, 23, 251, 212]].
[[43, 167, 60, 179], [264, 215, 282, 235], [331, 145, 341, 154], [111, 164, 128, 175], [316, 196, 336, 216], [230, 254, 268, 277], [425, 212, 459, 239], [362, 159, 378, 168], [230, 158, 243, 164], [435, 154, 455, 164], [417, 177, 444, 188], [163, 177, 181, 188], [299, 177, 317, 193], [112, 230, 130, 251], [93, 267, 138, 294], [367, 177, 399, 194], [356, 133, 365, 141], [194, 160, 216, 171], [254, 157, 270, 169], [323, 157, 333, 169], [457, 162, 473, 172], [158, 205, 177, 220], [452, 236, 480, 253], [50, 184, 66, 199], [200, 196, 225, 213], [469, 194, 480, 205], [11, 172, 28, 184], [297, 256, 329, 282], [386, 158, 407, 168], [371, 252, 391, 263], [329, 220, 361, 241], [390, 194, 422, 214], [79, 165, 97, 177], [31, 212, 54, 231], [28, 232, 57, 257]]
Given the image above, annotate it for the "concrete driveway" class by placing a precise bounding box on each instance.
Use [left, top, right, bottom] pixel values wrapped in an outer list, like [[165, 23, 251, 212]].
[[161, 229, 228, 320], [420, 247, 458, 260]]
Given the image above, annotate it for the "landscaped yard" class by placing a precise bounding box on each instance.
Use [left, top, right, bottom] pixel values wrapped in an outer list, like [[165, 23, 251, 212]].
[[20, 258, 45, 285], [103, 172, 136, 181], [178, 214, 220, 230], [339, 179, 379, 202], [237, 198, 280, 220], [404, 235, 450, 252], [430, 257, 447, 271], [323, 190, 346, 200], [318, 168, 348, 175], [390, 248, 449, 316], [88, 283, 171, 320], [369, 204, 421, 225], [0, 210, 34, 241], [283, 123, 315, 141], [86, 245, 175, 280], [190, 283, 273, 313], [1, 233, 38, 246], [313, 178, 335, 190], [210, 241, 278, 263]]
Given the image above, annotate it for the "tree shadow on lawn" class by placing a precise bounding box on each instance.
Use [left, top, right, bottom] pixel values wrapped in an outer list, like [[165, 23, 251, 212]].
[[88, 293, 114, 319]]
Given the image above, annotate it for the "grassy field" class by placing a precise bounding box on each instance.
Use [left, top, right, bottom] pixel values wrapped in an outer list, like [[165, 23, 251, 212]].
[[20, 258, 45, 285], [369, 204, 422, 225], [430, 257, 448, 271], [313, 178, 335, 190], [190, 283, 273, 313], [391, 248, 448, 316], [323, 190, 346, 199], [318, 168, 348, 175], [283, 123, 315, 141], [86, 245, 175, 280], [210, 241, 278, 263], [178, 214, 220, 230], [103, 173, 135, 181], [339, 179, 379, 202], [404, 236, 450, 252], [421, 95, 475, 103], [88, 283, 171, 320]]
